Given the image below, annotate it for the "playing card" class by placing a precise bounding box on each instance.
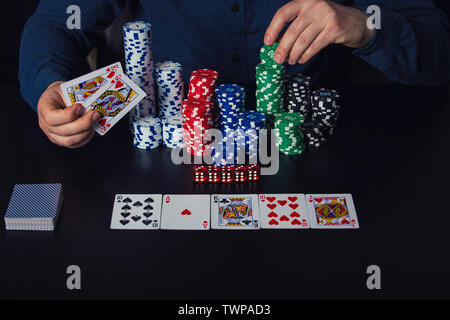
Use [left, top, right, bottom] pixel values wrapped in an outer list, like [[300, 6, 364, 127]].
[[110, 194, 162, 230], [211, 194, 260, 230], [85, 73, 146, 135], [306, 194, 359, 229], [161, 195, 210, 230], [60, 62, 123, 106], [259, 194, 309, 229]]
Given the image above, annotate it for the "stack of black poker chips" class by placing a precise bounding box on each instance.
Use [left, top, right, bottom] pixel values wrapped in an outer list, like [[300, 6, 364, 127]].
[[284, 74, 312, 118]]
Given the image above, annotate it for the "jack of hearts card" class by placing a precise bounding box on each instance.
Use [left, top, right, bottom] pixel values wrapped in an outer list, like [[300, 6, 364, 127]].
[[306, 194, 359, 229], [211, 194, 260, 230]]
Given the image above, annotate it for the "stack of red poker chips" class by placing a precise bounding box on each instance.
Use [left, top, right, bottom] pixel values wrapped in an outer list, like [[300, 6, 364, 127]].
[[182, 69, 219, 156], [247, 164, 260, 181], [193, 165, 207, 183], [234, 165, 248, 183], [188, 69, 219, 101]]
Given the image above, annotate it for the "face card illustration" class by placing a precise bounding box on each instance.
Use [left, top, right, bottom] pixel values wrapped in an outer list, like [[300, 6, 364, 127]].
[[259, 194, 309, 229], [110, 194, 162, 230], [85, 73, 146, 135], [60, 62, 123, 106], [211, 194, 260, 230], [306, 194, 359, 229], [161, 195, 210, 230]]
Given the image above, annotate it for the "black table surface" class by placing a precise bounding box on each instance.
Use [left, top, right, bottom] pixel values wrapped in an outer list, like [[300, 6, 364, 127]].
[[0, 84, 449, 300]]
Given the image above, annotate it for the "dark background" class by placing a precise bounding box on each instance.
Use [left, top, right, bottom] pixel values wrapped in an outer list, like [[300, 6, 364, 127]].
[[2, 1, 449, 88]]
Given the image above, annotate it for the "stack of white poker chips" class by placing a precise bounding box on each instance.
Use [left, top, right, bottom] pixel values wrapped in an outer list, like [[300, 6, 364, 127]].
[[162, 115, 185, 148], [133, 116, 162, 150], [155, 61, 184, 120], [123, 21, 156, 131]]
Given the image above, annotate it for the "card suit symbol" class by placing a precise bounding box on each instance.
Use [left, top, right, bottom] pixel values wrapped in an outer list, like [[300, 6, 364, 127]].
[[269, 219, 279, 225], [341, 219, 350, 225], [144, 205, 153, 211], [114, 80, 124, 89], [121, 204, 131, 211], [290, 211, 300, 218], [145, 197, 154, 203], [106, 71, 115, 78], [106, 67, 111, 72], [242, 219, 251, 225], [266, 197, 276, 203], [133, 201, 143, 207], [131, 215, 141, 222], [143, 212, 153, 218], [291, 219, 301, 225], [123, 198, 132, 203], [165, 196, 171, 203], [181, 209, 191, 216], [267, 204, 277, 210], [220, 199, 229, 204], [279, 215, 289, 222], [288, 196, 298, 202], [107, 123, 111, 128], [277, 200, 287, 206], [202, 221, 208, 229], [121, 212, 130, 218], [142, 219, 151, 225], [98, 118, 107, 127], [288, 203, 299, 210], [120, 219, 129, 225], [268, 211, 278, 218], [302, 219, 308, 226], [315, 198, 323, 203]]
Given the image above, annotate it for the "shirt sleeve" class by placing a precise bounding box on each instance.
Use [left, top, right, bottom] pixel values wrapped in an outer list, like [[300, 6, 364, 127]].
[[352, 0, 450, 85], [19, 0, 125, 111]]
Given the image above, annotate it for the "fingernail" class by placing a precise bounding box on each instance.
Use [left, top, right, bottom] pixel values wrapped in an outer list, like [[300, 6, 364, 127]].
[[264, 34, 271, 45], [75, 105, 84, 116], [274, 53, 282, 64], [92, 111, 101, 121]]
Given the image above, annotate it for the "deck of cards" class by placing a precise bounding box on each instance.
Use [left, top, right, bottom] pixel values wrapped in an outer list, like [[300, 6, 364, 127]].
[[4, 184, 63, 231], [110, 193, 359, 230], [60, 62, 146, 135]]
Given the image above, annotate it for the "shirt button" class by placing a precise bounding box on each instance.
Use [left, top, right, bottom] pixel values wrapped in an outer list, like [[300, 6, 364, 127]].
[[232, 54, 240, 63], [231, 2, 240, 12]]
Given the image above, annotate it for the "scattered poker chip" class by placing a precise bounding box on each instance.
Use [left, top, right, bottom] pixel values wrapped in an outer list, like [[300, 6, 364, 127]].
[[275, 112, 305, 155], [133, 116, 162, 149], [123, 21, 156, 123], [156, 61, 184, 120]]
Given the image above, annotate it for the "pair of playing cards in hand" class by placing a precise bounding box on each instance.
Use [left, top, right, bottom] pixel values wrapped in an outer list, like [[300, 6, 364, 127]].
[[110, 193, 359, 230], [4, 184, 63, 231], [60, 62, 146, 135]]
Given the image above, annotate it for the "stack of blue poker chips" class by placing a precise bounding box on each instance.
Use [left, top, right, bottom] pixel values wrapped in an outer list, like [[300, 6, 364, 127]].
[[133, 116, 162, 150], [155, 61, 184, 120], [162, 115, 185, 148], [236, 110, 266, 153], [211, 140, 240, 166], [216, 84, 245, 132], [123, 21, 156, 126]]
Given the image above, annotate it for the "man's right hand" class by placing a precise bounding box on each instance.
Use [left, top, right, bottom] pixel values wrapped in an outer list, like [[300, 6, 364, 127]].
[[37, 81, 101, 148]]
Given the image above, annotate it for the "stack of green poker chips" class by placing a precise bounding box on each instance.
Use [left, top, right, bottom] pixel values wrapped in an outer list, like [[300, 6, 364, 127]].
[[274, 112, 306, 155], [256, 42, 285, 118]]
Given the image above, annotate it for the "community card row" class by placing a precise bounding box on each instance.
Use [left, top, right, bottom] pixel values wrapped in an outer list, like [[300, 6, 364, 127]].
[[110, 193, 359, 230]]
